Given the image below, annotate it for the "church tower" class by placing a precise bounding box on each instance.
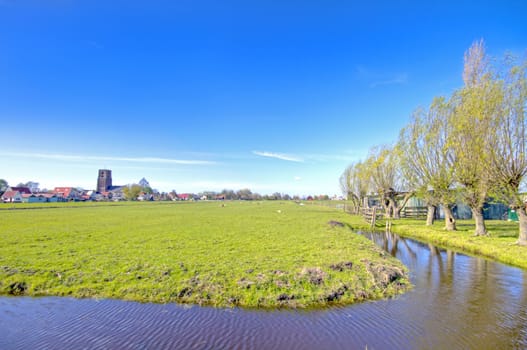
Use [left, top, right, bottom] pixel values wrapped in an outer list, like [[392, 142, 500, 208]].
[[97, 169, 112, 193]]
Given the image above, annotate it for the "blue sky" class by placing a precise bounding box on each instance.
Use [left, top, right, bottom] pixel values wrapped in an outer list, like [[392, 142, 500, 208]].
[[1, 1, 526, 195]]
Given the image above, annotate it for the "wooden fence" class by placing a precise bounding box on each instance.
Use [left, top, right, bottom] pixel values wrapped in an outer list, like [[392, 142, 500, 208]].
[[401, 206, 428, 219], [361, 207, 385, 228]]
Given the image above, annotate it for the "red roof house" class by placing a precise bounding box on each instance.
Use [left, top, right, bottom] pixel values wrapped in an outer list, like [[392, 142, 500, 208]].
[[53, 187, 80, 200]]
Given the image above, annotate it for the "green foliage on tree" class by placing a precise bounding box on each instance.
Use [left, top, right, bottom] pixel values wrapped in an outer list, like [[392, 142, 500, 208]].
[[398, 97, 458, 229], [340, 161, 369, 214], [488, 54, 527, 245], [123, 184, 142, 201], [342, 39, 527, 245], [450, 40, 506, 236], [363, 145, 413, 219], [236, 188, 253, 200], [0, 179, 7, 195]]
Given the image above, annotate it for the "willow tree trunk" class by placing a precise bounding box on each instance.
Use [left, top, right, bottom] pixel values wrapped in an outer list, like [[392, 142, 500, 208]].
[[517, 206, 527, 246], [471, 207, 488, 236], [384, 193, 402, 219], [395, 192, 415, 220], [426, 205, 436, 226], [391, 199, 400, 219], [382, 197, 393, 219], [443, 205, 457, 231]]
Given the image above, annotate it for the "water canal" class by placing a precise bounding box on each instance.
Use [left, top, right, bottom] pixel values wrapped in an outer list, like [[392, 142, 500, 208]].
[[1, 231, 526, 349]]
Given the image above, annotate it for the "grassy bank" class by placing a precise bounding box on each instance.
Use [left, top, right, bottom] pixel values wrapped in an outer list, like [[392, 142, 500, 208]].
[[0, 201, 409, 308], [340, 212, 527, 270], [390, 219, 527, 269]]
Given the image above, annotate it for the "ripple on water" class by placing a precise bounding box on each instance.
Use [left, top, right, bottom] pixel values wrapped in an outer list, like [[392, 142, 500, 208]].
[[1, 232, 526, 349]]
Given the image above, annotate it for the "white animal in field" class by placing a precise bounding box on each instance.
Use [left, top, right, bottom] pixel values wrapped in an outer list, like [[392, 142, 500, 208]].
[[277, 210, 281, 213]]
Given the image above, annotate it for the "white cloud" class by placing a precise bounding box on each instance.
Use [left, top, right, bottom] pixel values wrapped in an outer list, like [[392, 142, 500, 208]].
[[0, 151, 216, 165], [294, 176, 302, 181], [252, 151, 304, 162]]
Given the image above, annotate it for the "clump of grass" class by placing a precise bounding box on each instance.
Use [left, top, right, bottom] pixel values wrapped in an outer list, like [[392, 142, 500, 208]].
[[299, 267, 327, 285], [0, 201, 410, 308]]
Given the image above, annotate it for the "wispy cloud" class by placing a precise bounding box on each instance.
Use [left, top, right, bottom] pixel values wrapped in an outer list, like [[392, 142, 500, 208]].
[[355, 65, 408, 88], [252, 150, 366, 164], [252, 151, 304, 163], [370, 73, 408, 88], [0, 152, 216, 165]]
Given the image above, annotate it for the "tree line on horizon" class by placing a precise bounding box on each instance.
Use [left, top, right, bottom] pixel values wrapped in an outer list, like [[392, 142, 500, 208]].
[[340, 40, 527, 246], [0, 179, 332, 202], [122, 186, 331, 201]]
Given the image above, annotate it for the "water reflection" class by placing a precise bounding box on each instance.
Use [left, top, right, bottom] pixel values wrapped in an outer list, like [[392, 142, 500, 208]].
[[0, 232, 526, 349], [360, 231, 527, 349]]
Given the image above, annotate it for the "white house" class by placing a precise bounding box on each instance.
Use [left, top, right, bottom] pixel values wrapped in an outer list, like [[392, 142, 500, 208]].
[[2, 191, 23, 203]]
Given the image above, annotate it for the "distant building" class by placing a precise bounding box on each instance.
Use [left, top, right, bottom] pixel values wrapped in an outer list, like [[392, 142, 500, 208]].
[[2, 190, 23, 203], [21, 194, 48, 203], [95, 169, 128, 200], [8, 186, 32, 195], [139, 177, 150, 188], [41, 193, 60, 202], [97, 169, 112, 193], [53, 187, 80, 201], [177, 193, 191, 200]]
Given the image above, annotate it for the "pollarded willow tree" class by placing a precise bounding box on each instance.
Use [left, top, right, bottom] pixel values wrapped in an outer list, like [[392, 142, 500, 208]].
[[340, 164, 355, 206], [450, 40, 503, 236], [489, 55, 527, 245], [398, 96, 458, 229], [339, 161, 369, 214], [340, 40, 527, 245], [364, 145, 413, 219]]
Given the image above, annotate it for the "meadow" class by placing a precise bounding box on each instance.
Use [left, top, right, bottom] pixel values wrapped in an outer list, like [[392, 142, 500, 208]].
[[0, 201, 409, 308]]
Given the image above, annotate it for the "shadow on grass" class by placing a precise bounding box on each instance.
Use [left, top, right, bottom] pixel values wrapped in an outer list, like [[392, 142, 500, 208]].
[[389, 218, 520, 239]]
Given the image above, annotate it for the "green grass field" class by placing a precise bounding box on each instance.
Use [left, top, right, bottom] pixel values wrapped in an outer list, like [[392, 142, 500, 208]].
[[0, 201, 409, 308]]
